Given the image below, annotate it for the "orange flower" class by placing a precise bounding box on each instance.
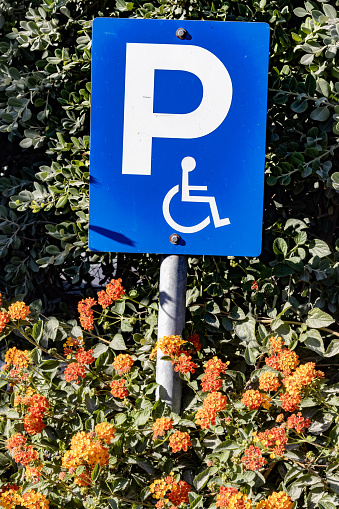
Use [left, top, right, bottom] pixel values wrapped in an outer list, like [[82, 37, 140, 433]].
[[97, 278, 124, 309], [8, 301, 30, 321], [152, 417, 173, 440], [286, 412, 311, 433], [278, 350, 300, 375], [150, 335, 186, 360], [280, 392, 302, 412], [24, 412, 45, 435], [0, 310, 9, 332], [255, 426, 288, 458], [106, 278, 125, 301], [62, 431, 109, 473], [64, 362, 86, 383], [169, 431, 192, 453], [173, 354, 197, 374], [196, 391, 227, 429], [12, 445, 38, 466], [241, 445, 267, 471], [22, 489, 49, 509], [150, 474, 191, 505], [186, 333, 202, 353], [4, 347, 30, 368], [269, 336, 284, 354], [201, 356, 229, 392], [255, 491, 292, 509], [75, 347, 95, 366], [0, 487, 23, 509], [241, 390, 271, 410], [95, 422, 116, 444], [112, 354, 134, 375], [78, 297, 96, 331], [110, 379, 128, 399], [216, 487, 252, 509], [6, 434, 27, 451], [259, 371, 281, 392]]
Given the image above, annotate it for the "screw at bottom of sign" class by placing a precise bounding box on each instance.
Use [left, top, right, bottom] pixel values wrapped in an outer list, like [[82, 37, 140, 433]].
[[176, 28, 187, 40], [170, 233, 181, 245]]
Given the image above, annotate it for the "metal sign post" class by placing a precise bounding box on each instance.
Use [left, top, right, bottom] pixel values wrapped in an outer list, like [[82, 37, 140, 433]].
[[89, 19, 270, 413], [156, 254, 187, 414]]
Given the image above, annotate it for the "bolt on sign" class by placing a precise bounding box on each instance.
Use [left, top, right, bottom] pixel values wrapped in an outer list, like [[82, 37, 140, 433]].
[[89, 19, 270, 256]]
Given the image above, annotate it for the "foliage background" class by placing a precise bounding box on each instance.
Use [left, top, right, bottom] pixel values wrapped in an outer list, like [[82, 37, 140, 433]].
[[0, 0, 339, 507]]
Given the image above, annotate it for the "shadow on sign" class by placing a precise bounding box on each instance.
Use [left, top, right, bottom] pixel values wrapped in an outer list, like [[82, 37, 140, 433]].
[[89, 225, 136, 247]]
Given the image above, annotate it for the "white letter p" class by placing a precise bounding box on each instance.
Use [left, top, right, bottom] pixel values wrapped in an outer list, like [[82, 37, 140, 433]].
[[122, 43, 232, 175]]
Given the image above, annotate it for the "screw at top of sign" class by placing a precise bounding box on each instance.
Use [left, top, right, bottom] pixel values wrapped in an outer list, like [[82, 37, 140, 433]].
[[169, 233, 181, 244], [176, 28, 187, 40]]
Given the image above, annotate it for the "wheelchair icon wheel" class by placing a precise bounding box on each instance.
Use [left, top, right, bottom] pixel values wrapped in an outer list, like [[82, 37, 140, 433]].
[[162, 185, 211, 234]]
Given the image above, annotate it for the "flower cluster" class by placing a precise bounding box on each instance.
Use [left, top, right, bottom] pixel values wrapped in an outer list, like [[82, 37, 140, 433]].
[[152, 417, 173, 440], [254, 426, 288, 458], [150, 335, 186, 360], [24, 393, 49, 435], [281, 362, 324, 412], [241, 445, 267, 471], [255, 491, 292, 509], [265, 337, 299, 375], [112, 353, 134, 375], [173, 354, 197, 374], [63, 336, 84, 358], [6, 434, 38, 467], [4, 347, 30, 369], [110, 378, 128, 399], [97, 278, 125, 308], [11, 385, 49, 435], [95, 422, 116, 444], [216, 487, 252, 509], [64, 362, 85, 383], [258, 371, 281, 392], [62, 430, 109, 484], [196, 391, 227, 429], [286, 412, 311, 433], [8, 301, 30, 321], [0, 310, 9, 333], [149, 473, 191, 507], [78, 297, 96, 331], [64, 342, 94, 383], [186, 333, 202, 353], [0, 487, 48, 509], [241, 390, 271, 410], [168, 431, 192, 453], [201, 356, 229, 392]]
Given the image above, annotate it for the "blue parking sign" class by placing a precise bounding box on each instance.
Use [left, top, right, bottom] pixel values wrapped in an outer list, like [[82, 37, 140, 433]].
[[89, 19, 270, 256]]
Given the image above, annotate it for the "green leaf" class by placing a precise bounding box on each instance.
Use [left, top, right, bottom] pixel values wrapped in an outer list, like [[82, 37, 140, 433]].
[[273, 238, 288, 257], [19, 138, 33, 149], [309, 239, 331, 258], [8, 67, 21, 80], [32, 320, 43, 343], [244, 346, 259, 365], [302, 329, 325, 355], [306, 308, 335, 329], [193, 468, 210, 491], [310, 107, 330, 122], [300, 54, 314, 65], [294, 7, 308, 16], [323, 4, 337, 18], [325, 339, 339, 358], [91, 463, 101, 482], [189, 494, 203, 509], [317, 78, 330, 98], [110, 334, 126, 350]]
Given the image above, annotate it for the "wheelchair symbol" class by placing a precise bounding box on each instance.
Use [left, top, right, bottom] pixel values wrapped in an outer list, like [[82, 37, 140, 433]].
[[162, 157, 230, 234]]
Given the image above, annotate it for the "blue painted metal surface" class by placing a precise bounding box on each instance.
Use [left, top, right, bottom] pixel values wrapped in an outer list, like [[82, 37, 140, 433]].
[[90, 19, 270, 256]]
